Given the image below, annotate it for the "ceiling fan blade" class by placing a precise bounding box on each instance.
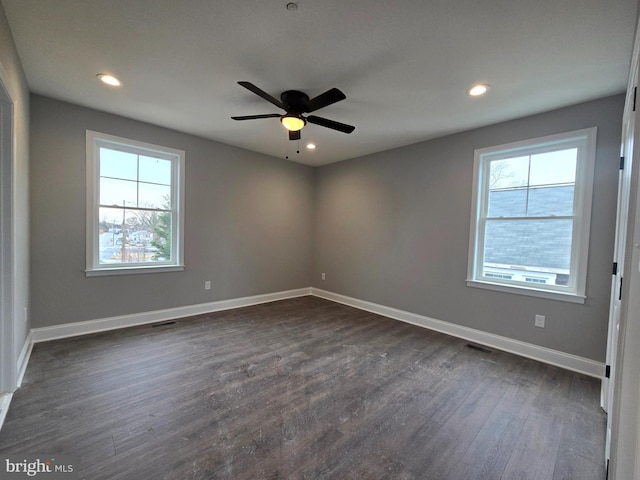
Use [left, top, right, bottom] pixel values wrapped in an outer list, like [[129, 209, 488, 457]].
[[306, 88, 346, 112], [307, 115, 355, 134], [289, 130, 301, 141], [238, 81, 285, 110], [231, 114, 281, 121]]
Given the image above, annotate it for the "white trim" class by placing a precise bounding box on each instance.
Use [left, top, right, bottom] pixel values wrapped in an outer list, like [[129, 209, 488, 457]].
[[85, 265, 185, 277], [467, 127, 597, 300], [0, 66, 16, 394], [85, 130, 186, 275], [466, 279, 586, 304], [28, 286, 603, 378], [311, 288, 604, 378], [0, 392, 12, 432], [16, 332, 32, 388], [31, 288, 311, 343]]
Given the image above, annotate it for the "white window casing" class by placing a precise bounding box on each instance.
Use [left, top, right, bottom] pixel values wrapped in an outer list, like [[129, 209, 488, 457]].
[[86, 130, 185, 276], [466, 127, 597, 303]]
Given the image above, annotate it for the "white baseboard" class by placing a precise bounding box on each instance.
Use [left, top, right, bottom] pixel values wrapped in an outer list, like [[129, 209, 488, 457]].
[[17, 331, 33, 387], [31, 288, 311, 343], [311, 288, 605, 379], [28, 285, 603, 379], [0, 332, 32, 431]]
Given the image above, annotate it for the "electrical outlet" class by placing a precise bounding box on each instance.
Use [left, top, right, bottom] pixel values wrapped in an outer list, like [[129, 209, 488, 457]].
[[204, 281, 211, 290], [321, 273, 326, 280], [535, 314, 545, 328]]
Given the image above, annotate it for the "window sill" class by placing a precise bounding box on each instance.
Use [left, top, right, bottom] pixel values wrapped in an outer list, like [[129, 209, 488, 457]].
[[85, 265, 185, 277], [466, 279, 586, 304]]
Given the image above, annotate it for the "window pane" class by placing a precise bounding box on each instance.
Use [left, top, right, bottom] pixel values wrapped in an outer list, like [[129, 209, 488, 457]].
[[527, 185, 574, 216], [98, 207, 171, 264], [529, 149, 576, 186], [489, 156, 529, 189], [139, 182, 171, 209], [100, 177, 137, 207], [483, 218, 573, 272], [488, 188, 527, 217], [139, 155, 172, 185], [100, 148, 137, 180], [98, 207, 127, 264]]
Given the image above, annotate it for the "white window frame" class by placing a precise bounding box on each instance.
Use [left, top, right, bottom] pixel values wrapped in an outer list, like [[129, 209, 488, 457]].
[[85, 131, 185, 276], [466, 127, 597, 304]]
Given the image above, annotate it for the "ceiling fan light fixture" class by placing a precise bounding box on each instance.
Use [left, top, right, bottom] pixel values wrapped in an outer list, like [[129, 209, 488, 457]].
[[281, 115, 306, 131]]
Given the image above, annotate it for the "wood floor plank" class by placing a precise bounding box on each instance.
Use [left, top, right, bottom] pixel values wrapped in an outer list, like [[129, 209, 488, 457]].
[[448, 410, 525, 480], [0, 296, 606, 479], [499, 411, 565, 480], [411, 375, 508, 478]]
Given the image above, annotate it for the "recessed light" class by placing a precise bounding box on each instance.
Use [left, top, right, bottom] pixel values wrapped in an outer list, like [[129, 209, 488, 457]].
[[467, 84, 490, 96], [97, 74, 122, 87], [306, 143, 316, 150]]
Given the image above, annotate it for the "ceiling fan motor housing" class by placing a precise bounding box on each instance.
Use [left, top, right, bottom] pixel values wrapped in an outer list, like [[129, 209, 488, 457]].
[[280, 90, 310, 114]]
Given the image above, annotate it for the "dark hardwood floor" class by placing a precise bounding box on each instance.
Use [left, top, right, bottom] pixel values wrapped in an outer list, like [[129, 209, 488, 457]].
[[0, 296, 606, 479]]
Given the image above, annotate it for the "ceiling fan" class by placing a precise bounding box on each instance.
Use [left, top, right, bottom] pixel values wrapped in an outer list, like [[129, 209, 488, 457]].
[[231, 81, 355, 140]]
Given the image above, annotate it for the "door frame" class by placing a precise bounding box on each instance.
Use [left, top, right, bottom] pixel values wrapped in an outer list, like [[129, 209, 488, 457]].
[[602, 54, 637, 459], [607, 13, 640, 479], [0, 69, 16, 396]]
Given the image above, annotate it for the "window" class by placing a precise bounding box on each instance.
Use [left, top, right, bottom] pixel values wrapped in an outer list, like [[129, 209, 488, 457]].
[[86, 131, 185, 276], [467, 128, 596, 303]]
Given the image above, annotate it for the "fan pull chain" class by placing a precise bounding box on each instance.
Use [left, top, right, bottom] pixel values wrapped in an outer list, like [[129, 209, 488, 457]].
[[285, 139, 302, 159]]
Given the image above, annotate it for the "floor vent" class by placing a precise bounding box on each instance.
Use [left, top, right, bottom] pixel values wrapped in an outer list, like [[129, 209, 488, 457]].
[[466, 343, 492, 354], [152, 321, 176, 328]]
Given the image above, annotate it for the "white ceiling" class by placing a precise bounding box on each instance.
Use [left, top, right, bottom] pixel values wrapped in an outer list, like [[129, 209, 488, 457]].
[[2, 0, 638, 166]]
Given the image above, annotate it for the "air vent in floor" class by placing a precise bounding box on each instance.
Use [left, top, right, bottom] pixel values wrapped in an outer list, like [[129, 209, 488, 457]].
[[466, 343, 492, 354]]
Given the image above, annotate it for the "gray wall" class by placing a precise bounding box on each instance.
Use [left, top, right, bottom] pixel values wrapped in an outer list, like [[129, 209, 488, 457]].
[[0, 2, 30, 382], [314, 95, 623, 362], [30, 93, 622, 361], [30, 95, 314, 328]]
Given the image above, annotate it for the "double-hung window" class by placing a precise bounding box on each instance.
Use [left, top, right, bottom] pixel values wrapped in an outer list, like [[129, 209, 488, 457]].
[[86, 131, 185, 276], [467, 128, 596, 303]]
